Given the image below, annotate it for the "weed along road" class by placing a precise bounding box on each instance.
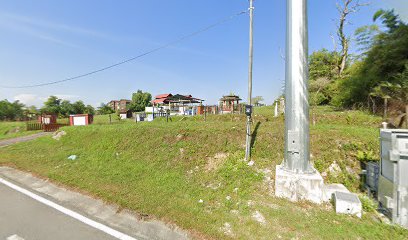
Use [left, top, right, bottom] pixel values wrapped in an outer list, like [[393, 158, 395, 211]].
[[0, 182, 126, 240]]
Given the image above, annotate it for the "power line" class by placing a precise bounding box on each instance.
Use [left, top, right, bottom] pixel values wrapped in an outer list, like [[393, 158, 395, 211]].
[[1, 9, 248, 89]]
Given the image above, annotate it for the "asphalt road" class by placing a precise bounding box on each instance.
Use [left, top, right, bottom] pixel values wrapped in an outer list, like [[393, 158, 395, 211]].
[[0, 183, 119, 240]]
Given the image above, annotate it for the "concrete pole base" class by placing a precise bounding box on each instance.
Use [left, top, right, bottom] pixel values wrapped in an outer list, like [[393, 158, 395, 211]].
[[275, 164, 324, 204]]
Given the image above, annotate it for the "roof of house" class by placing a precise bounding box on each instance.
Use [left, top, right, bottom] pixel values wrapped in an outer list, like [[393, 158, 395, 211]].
[[220, 95, 242, 101], [152, 98, 167, 104], [154, 94, 172, 99], [152, 93, 204, 105]]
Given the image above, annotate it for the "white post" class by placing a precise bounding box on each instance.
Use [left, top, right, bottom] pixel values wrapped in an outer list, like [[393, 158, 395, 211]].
[[274, 102, 279, 117]]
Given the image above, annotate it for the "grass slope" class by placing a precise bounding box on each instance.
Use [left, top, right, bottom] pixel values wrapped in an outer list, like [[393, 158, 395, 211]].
[[0, 106, 407, 239], [0, 121, 39, 140]]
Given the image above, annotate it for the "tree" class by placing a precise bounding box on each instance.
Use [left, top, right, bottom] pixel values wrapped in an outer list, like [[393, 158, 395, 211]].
[[72, 101, 86, 114], [60, 100, 74, 117], [85, 105, 95, 115], [354, 25, 380, 57], [251, 96, 264, 106], [41, 96, 61, 114], [0, 100, 25, 120], [394, 64, 408, 127], [27, 105, 39, 115], [373, 9, 401, 32], [308, 49, 340, 105], [97, 103, 115, 115], [129, 90, 152, 112], [337, 12, 408, 109], [369, 82, 399, 118], [335, 0, 369, 76], [309, 49, 340, 81]]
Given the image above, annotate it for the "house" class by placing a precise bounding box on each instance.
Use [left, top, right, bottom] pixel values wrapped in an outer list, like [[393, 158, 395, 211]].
[[38, 114, 57, 125], [219, 95, 242, 114], [108, 99, 131, 112], [108, 99, 132, 119], [69, 114, 93, 126], [151, 93, 173, 105], [149, 93, 204, 116]]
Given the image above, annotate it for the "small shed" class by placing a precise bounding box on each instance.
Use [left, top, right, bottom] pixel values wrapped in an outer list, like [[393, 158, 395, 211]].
[[69, 114, 93, 126], [38, 114, 57, 125], [219, 95, 242, 113], [119, 110, 132, 119]]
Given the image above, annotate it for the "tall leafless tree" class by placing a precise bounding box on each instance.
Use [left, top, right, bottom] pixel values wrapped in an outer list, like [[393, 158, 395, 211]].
[[336, 0, 369, 76]]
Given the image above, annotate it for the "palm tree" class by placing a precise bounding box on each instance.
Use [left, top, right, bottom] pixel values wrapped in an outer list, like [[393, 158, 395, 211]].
[[394, 65, 408, 127], [369, 82, 399, 119]]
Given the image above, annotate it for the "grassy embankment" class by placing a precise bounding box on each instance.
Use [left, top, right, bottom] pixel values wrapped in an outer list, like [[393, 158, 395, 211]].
[[0, 106, 407, 239], [0, 121, 40, 140]]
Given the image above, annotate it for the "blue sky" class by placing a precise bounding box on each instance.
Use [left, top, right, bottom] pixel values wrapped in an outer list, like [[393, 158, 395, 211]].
[[0, 0, 406, 107]]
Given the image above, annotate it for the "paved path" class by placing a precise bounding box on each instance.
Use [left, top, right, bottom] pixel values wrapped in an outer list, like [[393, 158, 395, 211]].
[[0, 183, 118, 240], [0, 133, 51, 148]]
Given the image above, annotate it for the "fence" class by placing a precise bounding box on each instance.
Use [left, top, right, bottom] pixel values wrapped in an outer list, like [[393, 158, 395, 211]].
[[26, 122, 69, 132], [26, 123, 43, 131]]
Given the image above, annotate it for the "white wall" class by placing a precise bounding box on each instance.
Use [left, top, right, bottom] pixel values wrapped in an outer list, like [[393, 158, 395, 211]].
[[73, 116, 86, 126]]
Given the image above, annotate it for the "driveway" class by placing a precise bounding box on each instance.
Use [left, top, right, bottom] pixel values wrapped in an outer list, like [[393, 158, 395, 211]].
[[0, 133, 51, 148]]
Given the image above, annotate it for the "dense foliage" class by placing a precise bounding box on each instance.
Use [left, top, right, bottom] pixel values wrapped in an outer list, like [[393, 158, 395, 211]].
[[0, 100, 25, 121], [309, 9, 408, 117], [337, 23, 408, 109], [41, 96, 95, 117], [129, 90, 152, 112], [97, 103, 115, 115]]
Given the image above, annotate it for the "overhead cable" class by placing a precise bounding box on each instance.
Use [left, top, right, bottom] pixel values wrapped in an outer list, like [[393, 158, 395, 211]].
[[1, 9, 248, 89]]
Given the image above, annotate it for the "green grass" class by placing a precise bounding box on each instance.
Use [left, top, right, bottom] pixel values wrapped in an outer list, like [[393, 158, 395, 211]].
[[0, 106, 406, 239], [0, 121, 40, 140]]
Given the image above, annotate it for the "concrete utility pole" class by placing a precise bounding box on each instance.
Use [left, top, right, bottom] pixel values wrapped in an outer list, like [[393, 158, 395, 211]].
[[275, 0, 324, 204], [245, 0, 254, 161]]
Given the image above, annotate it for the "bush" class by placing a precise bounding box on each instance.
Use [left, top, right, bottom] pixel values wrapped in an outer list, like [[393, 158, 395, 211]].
[[359, 195, 377, 212], [356, 150, 378, 162]]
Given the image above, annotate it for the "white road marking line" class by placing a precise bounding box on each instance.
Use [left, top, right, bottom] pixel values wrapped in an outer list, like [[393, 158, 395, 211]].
[[7, 234, 25, 240], [0, 177, 137, 240]]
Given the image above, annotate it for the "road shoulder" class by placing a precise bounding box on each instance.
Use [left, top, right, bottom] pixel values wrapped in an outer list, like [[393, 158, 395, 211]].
[[0, 167, 190, 240]]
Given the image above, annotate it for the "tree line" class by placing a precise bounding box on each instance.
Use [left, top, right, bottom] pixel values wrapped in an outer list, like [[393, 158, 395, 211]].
[[0, 96, 95, 121], [41, 96, 95, 117], [0, 90, 155, 121]]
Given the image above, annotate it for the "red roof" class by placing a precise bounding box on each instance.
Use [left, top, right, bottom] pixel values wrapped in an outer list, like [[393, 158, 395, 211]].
[[154, 93, 172, 99], [152, 98, 167, 104]]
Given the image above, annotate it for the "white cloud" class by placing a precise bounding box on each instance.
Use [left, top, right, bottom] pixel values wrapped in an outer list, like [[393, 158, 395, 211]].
[[14, 94, 41, 106], [14, 94, 80, 107], [55, 94, 80, 101]]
